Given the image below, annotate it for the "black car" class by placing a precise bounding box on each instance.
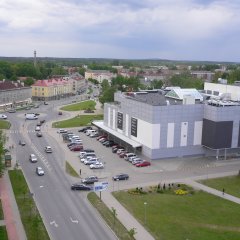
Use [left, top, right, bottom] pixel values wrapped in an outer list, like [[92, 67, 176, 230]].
[[19, 140, 26, 146], [36, 132, 42, 137], [104, 140, 115, 147], [78, 126, 92, 132], [84, 109, 95, 113], [71, 184, 92, 191], [112, 173, 129, 181], [81, 176, 98, 184], [82, 148, 95, 153]]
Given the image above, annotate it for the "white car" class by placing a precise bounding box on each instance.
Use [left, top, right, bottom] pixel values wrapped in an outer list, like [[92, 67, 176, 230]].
[[84, 158, 99, 165], [132, 158, 144, 165], [90, 162, 104, 169], [35, 126, 41, 131], [0, 114, 7, 119], [57, 129, 68, 134], [45, 146, 52, 153], [36, 167, 44, 176], [29, 154, 37, 163]]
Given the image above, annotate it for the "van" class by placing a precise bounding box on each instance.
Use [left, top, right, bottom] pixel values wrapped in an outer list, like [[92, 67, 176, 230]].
[[0, 114, 7, 119], [26, 113, 38, 120]]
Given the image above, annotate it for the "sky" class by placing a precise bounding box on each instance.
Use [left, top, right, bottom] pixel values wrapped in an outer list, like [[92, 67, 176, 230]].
[[0, 0, 240, 62]]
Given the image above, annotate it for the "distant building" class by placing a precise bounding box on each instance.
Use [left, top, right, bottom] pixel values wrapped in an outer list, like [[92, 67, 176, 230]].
[[85, 70, 115, 84], [0, 80, 31, 111], [190, 71, 215, 82]]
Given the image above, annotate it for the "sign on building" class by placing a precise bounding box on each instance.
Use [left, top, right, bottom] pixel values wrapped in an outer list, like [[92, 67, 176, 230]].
[[117, 112, 123, 130], [131, 117, 138, 137]]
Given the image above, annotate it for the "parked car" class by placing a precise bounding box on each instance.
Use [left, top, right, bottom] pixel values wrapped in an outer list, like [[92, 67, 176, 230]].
[[99, 137, 108, 143], [19, 140, 26, 146], [36, 132, 42, 137], [40, 120, 45, 124], [57, 129, 68, 134], [112, 146, 124, 153], [29, 154, 37, 163], [90, 162, 104, 169], [67, 142, 80, 148], [0, 114, 7, 119], [71, 183, 92, 191], [117, 149, 126, 155], [119, 152, 129, 158], [58, 111, 63, 115], [44, 102, 48, 105], [84, 158, 99, 165], [81, 176, 98, 184], [45, 146, 52, 153], [112, 173, 129, 181], [36, 122, 41, 126], [97, 135, 107, 141], [135, 161, 151, 167], [78, 126, 92, 133], [70, 145, 83, 151], [36, 167, 44, 176], [124, 153, 136, 161], [82, 149, 95, 153], [84, 109, 94, 113], [104, 140, 115, 147], [132, 158, 143, 165]]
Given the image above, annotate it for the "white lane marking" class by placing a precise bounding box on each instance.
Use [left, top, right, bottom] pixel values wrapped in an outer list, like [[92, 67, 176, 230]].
[[70, 217, 79, 224], [50, 220, 58, 227], [39, 185, 44, 188]]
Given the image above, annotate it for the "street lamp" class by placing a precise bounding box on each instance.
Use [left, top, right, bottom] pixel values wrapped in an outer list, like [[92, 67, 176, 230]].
[[144, 202, 147, 225]]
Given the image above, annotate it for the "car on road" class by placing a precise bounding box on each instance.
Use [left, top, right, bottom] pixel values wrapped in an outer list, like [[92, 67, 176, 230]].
[[112, 173, 129, 181], [8, 109, 16, 113], [44, 102, 48, 105], [29, 154, 37, 163], [0, 114, 7, 119], [58, 111, 63, 115], [71, 183, 92, 191], [81, 176, 98, 184], [36, 132, 42, 137], [57, 129, 68, 134], [45, 146, 52, 153], [84, 109, 94, 113], [135, 161, 151, 167], [36, 167, 44, 176], [40, 120, 45, 124], [19, 140, 26, 146], [35, 126, 41, 131], [36, 122, 41, 126], [90, 162, 104, 169]]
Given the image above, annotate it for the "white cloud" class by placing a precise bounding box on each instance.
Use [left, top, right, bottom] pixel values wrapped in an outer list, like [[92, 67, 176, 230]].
[[0, 0, 240, 61]]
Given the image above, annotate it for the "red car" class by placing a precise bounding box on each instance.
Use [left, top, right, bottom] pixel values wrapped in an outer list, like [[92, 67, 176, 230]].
[[97, 135, 107, 141], [70, 145, 83, 151], [136, 161, 151, 167]]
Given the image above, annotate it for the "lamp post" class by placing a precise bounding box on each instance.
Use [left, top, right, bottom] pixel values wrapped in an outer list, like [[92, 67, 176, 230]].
[[144, 202, 147, 225]]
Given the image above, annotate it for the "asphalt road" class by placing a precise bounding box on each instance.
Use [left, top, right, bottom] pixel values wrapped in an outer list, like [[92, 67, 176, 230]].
[[7, 101, 116, 240]]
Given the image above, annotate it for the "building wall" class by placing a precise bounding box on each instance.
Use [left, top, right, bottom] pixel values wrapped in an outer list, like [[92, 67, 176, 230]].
[[105, 93, 205, 159]]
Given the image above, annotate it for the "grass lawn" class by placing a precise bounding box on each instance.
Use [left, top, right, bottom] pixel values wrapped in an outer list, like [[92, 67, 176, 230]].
[[0, 226, 8, 240], [0, 200, 3, 219], [60, 100, 96, 111], [88, 192, 133, 240], [9, 170, 50, 240], [0, 120, 11, 129], [52, 114, 103, 128], [113, 185, 240, 240], [200, 175, 240, 198], [66, 161, 79, 177]]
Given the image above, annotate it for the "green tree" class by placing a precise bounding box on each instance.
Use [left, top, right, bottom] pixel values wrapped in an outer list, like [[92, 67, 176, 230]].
[[99, 86, 116, 104], [51, 66, 67, 76], [227, 69, 240, 84], [24, 77, 34, 86], [0, 130, 6, 177], [150, 79, 163, 89], [101, 79, 110, 92]]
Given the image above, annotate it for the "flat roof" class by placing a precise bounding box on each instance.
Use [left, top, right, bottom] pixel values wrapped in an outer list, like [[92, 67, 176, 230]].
[[92, 121, 142, 148]]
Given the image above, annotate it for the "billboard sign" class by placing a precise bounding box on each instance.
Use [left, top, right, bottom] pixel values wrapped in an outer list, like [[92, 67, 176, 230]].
[[94, 182, 109, 192]]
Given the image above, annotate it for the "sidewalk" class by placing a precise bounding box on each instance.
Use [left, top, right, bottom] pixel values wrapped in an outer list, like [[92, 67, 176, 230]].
[[0, 172, 27, 240]]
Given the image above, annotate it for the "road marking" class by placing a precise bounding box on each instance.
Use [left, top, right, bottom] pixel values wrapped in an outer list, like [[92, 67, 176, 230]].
[[70, 217, 79, 224], [50, 220, 58, 227], [39, 185, 44, 188]]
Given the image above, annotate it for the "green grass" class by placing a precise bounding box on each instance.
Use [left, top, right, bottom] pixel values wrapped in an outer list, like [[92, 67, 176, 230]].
[[66, 161, 79, 177], [0, 226, 8, 240], [0, 200, 3, 219], [113, 185, 240, 240], [88, 192, 133, 240], [52, 114, 103, 128], [60, 100, 96, 111], [8, 170, 50, 240], [0, 120, 11, 129], [200, 175, 240, 198]]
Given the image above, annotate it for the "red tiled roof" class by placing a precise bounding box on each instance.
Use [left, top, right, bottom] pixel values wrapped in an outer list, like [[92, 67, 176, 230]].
[[32, 78, 69, 87], [0, 81, 23, 90]]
